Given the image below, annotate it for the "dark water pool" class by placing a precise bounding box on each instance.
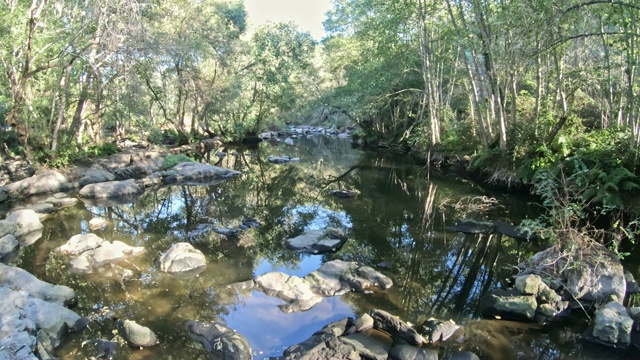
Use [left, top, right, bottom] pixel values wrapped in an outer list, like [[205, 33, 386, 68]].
[[14, 136, 629, 359]]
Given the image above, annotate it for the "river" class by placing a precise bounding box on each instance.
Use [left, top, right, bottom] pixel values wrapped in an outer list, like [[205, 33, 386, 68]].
[[13, 135, 627, 359]]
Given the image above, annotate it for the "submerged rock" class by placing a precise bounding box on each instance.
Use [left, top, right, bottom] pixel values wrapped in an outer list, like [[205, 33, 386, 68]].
[[420, 318, 461, 343], [481, 289, 538, 321], [329, 189, 358, 199], [118, 319, 159, 347], [254, 272, 323, 313], [55, 234, 146, 274], [285, 227, 348, 254], [185, 320, 251, 360], [160, 242, 206, 277]]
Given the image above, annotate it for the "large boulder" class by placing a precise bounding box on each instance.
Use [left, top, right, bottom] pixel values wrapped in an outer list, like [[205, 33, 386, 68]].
[[524, 242, 626, 304], [160, 242, 206, 278], [285, 228, 348, 254], [79, 179, 144, 199], [185, 321, 251, 360], [587, 301, 633, 348], [5, 170, 74, 199], [0, 264, 87, 360], [162, 162, 240, 185]]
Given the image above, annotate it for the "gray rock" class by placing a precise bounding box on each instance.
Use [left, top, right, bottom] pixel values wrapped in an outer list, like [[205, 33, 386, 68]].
[[628, 307, 640, 321], [81, 339, 122, 359], [283, 333, 358, 360], [6, 170, 74, 199], [481, 290, 537, 320], [0, 219, 17, 238], [450, 351, 481, 360], [44, 193, 78, 208], [304, 260, 393, 297], [185, 320, 251, 360], [15, 202, 55, 215], [79, 179, 144, 199], [0, 263, 76, 305], [389, 345, 438, 360], [78, 168, 116, 187], [420, 318, 460, 343], [0, 186, 8, 203], [56, 233, 105, 255], [371, 309, 424, 346], [6, 209, 43, 238], [589, 301, 633, 347], [285, 228, 348, 254], [314, 318, 352, 337], [339, 332, 390, 360], [213, 226, 240, 238], [88, 217, 107, 230], [118, 319, 159, 347], [515, 274, 543, 295], [160, 242, 206, 276], [284, 137, 294, 145], [525, 243, 626, 304], [267, 156, 300, 164], [254, 272, 323, 313], [0, 234, 19, 260], [18, 230, 43, 247], [91, 241, 146, 267], [353, 313, 374, 332], [162, 162, 240, 185], [329, 189, 358, 198], [113, 165, 153, 180], [625, 271, 639, 294]]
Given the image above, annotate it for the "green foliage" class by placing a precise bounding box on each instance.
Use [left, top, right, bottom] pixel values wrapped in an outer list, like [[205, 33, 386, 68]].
[[86, 143, 121, 157], [147, 128, 164, 145], [162, 154, 194, 170]]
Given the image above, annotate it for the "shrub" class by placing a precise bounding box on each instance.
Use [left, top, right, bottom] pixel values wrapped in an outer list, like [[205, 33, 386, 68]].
[[162, 154, 194, 170]]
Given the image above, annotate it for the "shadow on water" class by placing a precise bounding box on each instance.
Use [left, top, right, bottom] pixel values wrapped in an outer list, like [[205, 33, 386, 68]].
[[12, 135, 623, 359]]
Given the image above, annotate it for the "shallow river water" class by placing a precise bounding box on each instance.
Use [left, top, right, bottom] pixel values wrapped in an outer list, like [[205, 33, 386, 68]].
[[13, 136, 635, 359]]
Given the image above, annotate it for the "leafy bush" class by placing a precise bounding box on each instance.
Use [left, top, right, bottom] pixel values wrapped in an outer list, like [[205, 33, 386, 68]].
[[161, 154, 194, 170], [148, 128, 164, 145], [87, 143, 121, 157]]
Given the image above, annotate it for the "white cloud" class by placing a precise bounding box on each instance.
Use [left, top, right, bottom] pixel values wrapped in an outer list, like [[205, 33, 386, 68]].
[[244, 0, 333, 40]]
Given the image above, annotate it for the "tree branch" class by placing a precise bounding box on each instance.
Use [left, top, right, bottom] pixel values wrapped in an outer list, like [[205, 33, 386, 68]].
[[565, 1, 640, 13]]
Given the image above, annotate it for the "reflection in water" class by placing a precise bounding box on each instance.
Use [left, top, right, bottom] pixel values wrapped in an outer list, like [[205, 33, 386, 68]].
[[13, 136, 611, 359]]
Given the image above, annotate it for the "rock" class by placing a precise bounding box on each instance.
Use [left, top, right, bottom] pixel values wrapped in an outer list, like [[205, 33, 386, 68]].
[[56, 233, 105, 255], [450, 351, 481, 360], [242, 217, 260, 228], [525, 242, 626, 304], [88, 217, 107, 230], [515, 274, 543, 295], [588, 301, 633, 348], [160, 242, 206, 277], [445, 219, 495, 234], [625, 271, 639, 294], [113, 165, 153, 180], [81, 339, 122, 359], [18, 230, 43, 247], [0, 186, 8, 203], [0, 265, 87, 360], [0, 219, 17, 238], [628, 307, 640, 321], [371, 309, 424, 346], [420, 318, 460, 343], [389, 345, 438, 360], [118, 319, 158, 347], [6, 209, 43, 238], [55, 236, 145, 274], [353, 313, 374, 332], [315, 318, 352, 337], [284, 137, 294, 145], [285, 227, 348, 254], [481, 290, 537, 321], [185, 320, 251, 360], [162, 162, 240, 185], [254, 272, 323, 313], [15, 202, 55, 215], [259, 131, 278, 139], [79, 179, 144, 199], [329, 189, 358, 199], [267, 156, 300, 164], [78, 169, 116, 187], [44, 193, 78, 208], [339, 332, 391, 360], [0, 234, 19, 261], [216, 152, 227, 158], [5, 170, 74, 199], [283, 332, 358, 360]]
